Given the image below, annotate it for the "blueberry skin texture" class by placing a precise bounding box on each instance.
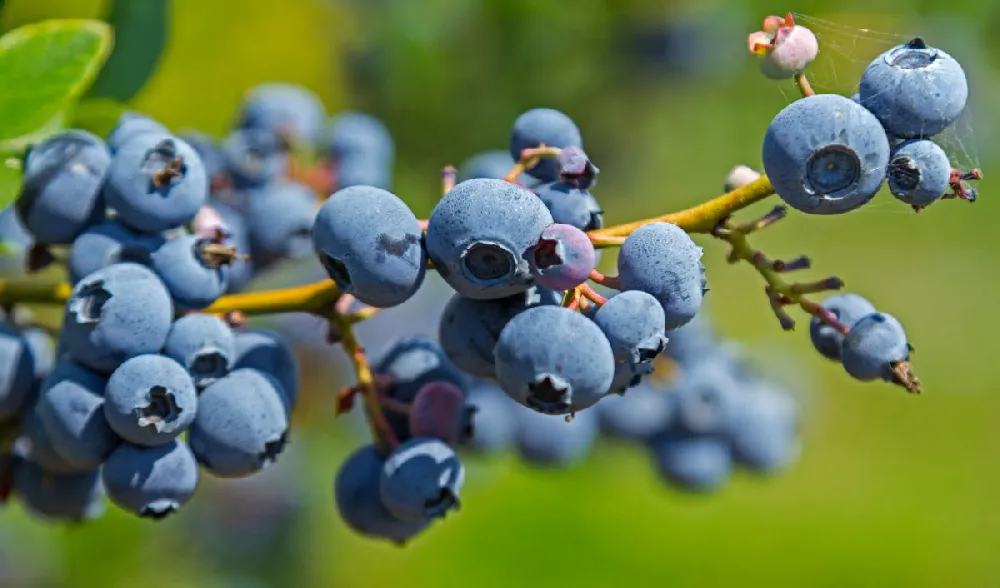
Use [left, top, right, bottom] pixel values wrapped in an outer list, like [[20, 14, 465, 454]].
[[438, 286, 561, 378], [593, 290, 668, 365], [164, 314, 235, 390], [425, 178, 554, 300], [532, 181, 604, 232], [102, 440, 199, 520], [841, 312, 910, 382], [0, 323, 35, 419], [15, 130, 110, 245], [37, 361, 119, 469], [809, 293, 877, 361], [313, 184, 425, 308], [762, 94, 890, 215], [379, 437, 465, 523], [188, 368, 290, 478], [509, 108, 583, 182], [514, 401, 598, 467], [886, 139, 952, 207], [16, 400, 89, 475], [460, 381, 517, 455], [149, 234, 229, 311], [617, 222, 706, 329], [327, 111, 394, 163], [649, 430, 733, 493], [238, 83, 327, 146], [61, 263, 174, 374], [104, 133, 208, 233], [859, 39, 968, 139], [12, 461, 105, 522], [222, 128, 290, 190], [729, 383, 800, 474], [494, 305, 615, 415], [232, 330, 299, 412], [107, 112, 169, 154], [67, 220, 166, 284], [335, 444, 430, 545], [104, 354, 198, 447]]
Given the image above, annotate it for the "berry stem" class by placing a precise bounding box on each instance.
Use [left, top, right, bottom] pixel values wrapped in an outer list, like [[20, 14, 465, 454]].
[[794, 72, 815, 97], [442, 165, 457, 195], [578, 283, 607, 305], [504, 145, 561, 183], [588, 269, 620, 290]]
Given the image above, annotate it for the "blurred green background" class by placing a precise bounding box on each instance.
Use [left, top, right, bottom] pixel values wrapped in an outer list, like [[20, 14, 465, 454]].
[[2, 0, 1000, 587]]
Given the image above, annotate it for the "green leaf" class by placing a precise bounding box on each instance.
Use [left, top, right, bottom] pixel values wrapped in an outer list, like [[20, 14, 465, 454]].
[[0, 155, 21, 212], [69, 97, 126, 138], [0, 19, 112, 150], [87, 0, 168, 102]]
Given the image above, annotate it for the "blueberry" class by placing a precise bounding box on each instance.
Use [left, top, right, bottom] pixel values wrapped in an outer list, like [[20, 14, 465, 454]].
[[179, 131, 228, 186], [12, 460, 105, 522], [188, 369, 289, 478], [438, 286, 561, 378], [494, 305, 615, 415], [327, 111, 394, 163], [312, 184, 425, 308], [335, 151, 392, 190], [36, 361, 119, 469], [514, 401, 598, 467], [532, 181, 605, 232], [425, 178, 553, 300], [67, 220, 166, 284], [379, 437, 464, 523], [104, 133, 208, 233], [841, 312, 911, 383], [596, 382, 673, 440], [223, 128, 290, 191], [670, 354, 746, 436], [886, 139, 952, 208], [232, 330, 299, 412], [150, 234, 230, 310], [102, 440, 199, 520], [334, 444, 429, 545], [237, 83, 327, 146], [649, 430, 733, 492], [164, 314, 235, 389], [15, 130, 110, 245], [859, 38, 968, 139], [458, 150, 518, 182], [809, 293, 877, 361], [208, 198, 254, 292], [593, 290, 668, 368], [21, 327, 55, 383], [15, 400, 88, 475], [664, 313, 718, 365], [729, 382, 800, 474], [527, 223, 596, 291], [460, 381, 517, 455], [762, 94, 890, 214], [61, 263, 174, 374], [617, 222, 706, 329], [509, 108, 583, 182], [108, 112, 169, 154], [408, 381, 469, 445], [104, 354, 198, 447], [0, 323, 35, 419], [0, 205, 31, 274]]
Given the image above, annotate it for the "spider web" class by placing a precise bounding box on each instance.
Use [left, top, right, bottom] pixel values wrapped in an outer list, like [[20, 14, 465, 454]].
[[764, 13, 985, 215]]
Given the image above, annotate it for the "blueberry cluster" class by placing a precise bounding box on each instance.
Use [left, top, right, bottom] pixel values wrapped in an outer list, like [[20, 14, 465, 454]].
[[762, 38, 973, 214]]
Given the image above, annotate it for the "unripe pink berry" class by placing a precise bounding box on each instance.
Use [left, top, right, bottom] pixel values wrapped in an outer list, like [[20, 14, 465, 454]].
[[193, 205, 227, 241], [759, 25, 819, 79]]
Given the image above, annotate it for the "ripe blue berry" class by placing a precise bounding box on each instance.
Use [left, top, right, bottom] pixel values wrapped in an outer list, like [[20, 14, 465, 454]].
[[596, 382, 673, 440], [809, 293, 877, 361], [164, 314, 235, 389], [649, 430, 733, 492], [15, 130, 110, 245], [102, 440, 199, 519], [222, 128, 290, 190], [67, 220, 165, 284], [179, 131, 228, 186], [244, 181, 316, 267], [886, 139, 952, 208], [108, 112, 169, 154], [460, 381, 517, 454], [327, 111, 394, 163], [859, 38, 968, 139], [762, 94, 890, 214], [15, 401, 89, 475], [841, 312, 911, 383], [438, 285, 561, 378], [12, 460, 105, 522], [237, 83, 327, 146], [21, 327, 55, 383], [514, 402, 598, 467], [671, 354, 746, 436], [527, 223, 596, 290], [335, 152, 392, 190], [0, 323, 35, 419], [617, 222, 706, 329], [232, 329, 299, 412], [188, 369, 289, 478], [334, 444, 429, 545], [313, 184, 425, 308], [664, 313, 717, 364], [494, 305, 615, 415], [61, 263, 174, 374], [0, 205, 31, 274], [425, 178, 553, 300], [380, 437, 465, 523], [104, 354, 198, 447], [532, 181, 604, 231], [207, 198, 254, 292], [593, 290, 668, 368], [729, 383, 800, 474], [510, 108, 583, 182], [104, 133, 208, 233], [150, 234, 230, 310], [408, 381, 470, 445], [458, 150, 518, 182], [37, 361, 119, 469]]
